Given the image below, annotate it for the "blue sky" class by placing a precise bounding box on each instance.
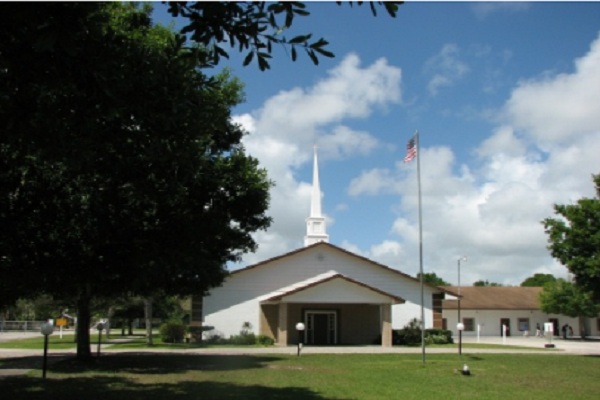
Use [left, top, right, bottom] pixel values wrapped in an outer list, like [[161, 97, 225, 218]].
[[153, 2, 600, 286]]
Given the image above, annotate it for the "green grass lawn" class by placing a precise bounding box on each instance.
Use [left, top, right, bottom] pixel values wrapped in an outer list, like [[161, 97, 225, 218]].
[[0, 334, 274, 350], [0, 333, 548, 352], [1, 352, 598, 399], [0, 335, 78, 350]]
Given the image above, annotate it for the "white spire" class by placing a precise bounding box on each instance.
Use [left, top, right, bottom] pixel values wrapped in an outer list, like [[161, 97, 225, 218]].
[[310, 146, 322, 217], [305, 146, 329, 246]]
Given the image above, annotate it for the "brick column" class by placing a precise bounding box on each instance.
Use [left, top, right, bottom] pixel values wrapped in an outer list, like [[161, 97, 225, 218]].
[[190, 295, 203, 326], [277, 303, 288, 346]]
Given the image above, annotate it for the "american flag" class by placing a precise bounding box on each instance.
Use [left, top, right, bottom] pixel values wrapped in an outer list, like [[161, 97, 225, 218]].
[[403, 135, 417, 163]]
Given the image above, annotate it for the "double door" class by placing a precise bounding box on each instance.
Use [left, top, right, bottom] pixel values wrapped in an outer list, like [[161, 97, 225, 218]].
[[305, 311, 337, 345]]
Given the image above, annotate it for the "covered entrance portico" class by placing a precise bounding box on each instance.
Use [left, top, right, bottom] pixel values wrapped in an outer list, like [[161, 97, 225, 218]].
[[258, 272, 404, 347]]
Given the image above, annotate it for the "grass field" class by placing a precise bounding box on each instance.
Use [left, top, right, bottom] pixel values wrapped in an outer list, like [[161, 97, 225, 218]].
[[1, 351, 598, 399], [0, 333, 549, 352]]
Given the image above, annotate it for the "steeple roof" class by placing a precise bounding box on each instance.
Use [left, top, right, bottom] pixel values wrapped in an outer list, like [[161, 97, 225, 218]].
[[304, 147, 329, 246]]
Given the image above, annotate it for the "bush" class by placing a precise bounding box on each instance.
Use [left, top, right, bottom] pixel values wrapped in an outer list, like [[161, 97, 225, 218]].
[[159, 320, 187, 343], [426, 328, 453, 344], [228, 332, 256, 345], [256, 334, 275, 346], [394, 318, 422, 345], [392, 319, 454, 346]]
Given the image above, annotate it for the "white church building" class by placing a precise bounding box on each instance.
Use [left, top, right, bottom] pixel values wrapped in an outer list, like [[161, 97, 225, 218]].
[[197, 149, 450, 346]]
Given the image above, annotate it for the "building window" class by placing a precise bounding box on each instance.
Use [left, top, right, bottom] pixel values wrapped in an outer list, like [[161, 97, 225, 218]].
[[462, 318, 475, 332], [518, 318, 530, 332]]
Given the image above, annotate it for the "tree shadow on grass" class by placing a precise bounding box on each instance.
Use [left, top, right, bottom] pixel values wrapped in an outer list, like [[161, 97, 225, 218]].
[[0, 376, 329, 400], [51, 353, 283, 374], [1, 353, 284, 375], [1, 354, 332, 400]]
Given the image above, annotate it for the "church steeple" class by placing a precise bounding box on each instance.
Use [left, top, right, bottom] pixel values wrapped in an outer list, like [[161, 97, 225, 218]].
[[305, 146, 329, 246]]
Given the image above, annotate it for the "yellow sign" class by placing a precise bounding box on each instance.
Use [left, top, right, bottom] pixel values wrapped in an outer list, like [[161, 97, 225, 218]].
[[56, 318, 68, 327]]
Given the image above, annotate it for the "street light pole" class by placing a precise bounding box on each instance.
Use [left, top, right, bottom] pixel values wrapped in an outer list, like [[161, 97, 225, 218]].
[[457, 256, 467, 356], [295, 322, 305, 357], [40, 322, 55, 379]]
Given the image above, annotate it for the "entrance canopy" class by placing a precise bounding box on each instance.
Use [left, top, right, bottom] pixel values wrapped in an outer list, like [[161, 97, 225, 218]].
[[259, 270, 405, 305]]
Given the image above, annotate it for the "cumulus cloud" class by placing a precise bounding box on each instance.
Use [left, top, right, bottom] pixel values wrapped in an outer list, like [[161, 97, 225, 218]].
[[231, 33, 600, 287], [358, 34, 600, 285], [504, 36, 600, 145], [425, 44, 469, 96], [232, 54, 402, 266]]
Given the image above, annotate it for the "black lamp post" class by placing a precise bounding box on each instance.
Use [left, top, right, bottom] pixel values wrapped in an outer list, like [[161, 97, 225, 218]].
[[295, 322, 305, 356], [457, 322, 465, 356], [40, 322, 55, 379], [96, 322, 105, 358]]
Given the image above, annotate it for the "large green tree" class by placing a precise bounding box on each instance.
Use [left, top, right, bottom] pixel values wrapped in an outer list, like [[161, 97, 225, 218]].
[[0, 3, 271, 359], [166, 1, 403, 70], [543, 174, 600, 301], [539, 279, 599, 338]]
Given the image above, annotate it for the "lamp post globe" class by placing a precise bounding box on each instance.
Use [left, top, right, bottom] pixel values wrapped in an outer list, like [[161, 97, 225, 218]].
[[41, 322, 54, 336], [457, 322, 465, 356], [296, 322, 305, 356]]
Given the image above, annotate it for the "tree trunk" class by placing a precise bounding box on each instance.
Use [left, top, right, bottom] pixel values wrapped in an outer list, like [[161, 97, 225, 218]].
[[106, 305, 114, 339], [76, 294, 92, 360], [144, 297, 153, 346]]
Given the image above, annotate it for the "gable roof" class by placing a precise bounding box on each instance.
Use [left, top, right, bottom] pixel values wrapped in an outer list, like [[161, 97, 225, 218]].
[[260, 270, 405, 304], [232, 242, 453, 294], [442, 286, 543, 310]]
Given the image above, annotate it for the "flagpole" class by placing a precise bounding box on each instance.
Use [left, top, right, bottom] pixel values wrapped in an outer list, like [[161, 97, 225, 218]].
[[414, 130, 425, 364]]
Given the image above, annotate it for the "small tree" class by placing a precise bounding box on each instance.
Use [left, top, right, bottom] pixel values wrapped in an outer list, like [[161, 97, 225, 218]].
[[473, 280, 503, 287], [417, 272, 449, 286], [521, 273, 557, 287]]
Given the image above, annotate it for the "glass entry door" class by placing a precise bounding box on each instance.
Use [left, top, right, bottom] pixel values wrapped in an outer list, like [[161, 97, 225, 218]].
[[305, 311, 337, 345]]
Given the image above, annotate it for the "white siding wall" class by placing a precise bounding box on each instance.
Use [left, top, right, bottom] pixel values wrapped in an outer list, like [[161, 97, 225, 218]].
[[444, 309, 582, 337], [203, 245, 438, 337], [282, 278, 395, 304]]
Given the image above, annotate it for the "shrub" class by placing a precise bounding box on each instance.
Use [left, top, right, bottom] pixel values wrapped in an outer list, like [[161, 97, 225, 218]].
[[394, 318, 422, 345], [392, 319, 454, 346], [256, 334, 275, 346], [229, 332, 256, 345], [159, 320, 186, 343], [426, 328, 453, 344]]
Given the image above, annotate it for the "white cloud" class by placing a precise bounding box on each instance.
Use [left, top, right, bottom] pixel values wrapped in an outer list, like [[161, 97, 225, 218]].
[[231, 54, 402, 268], [347, 168, 397, 197], [471, 2, 531, 20], [231, 34, 600, 288], [363, 34, 600, 285], [504, 35, 600, 145], [318, 126, 379, 160], [425, 44, 469, 96]]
